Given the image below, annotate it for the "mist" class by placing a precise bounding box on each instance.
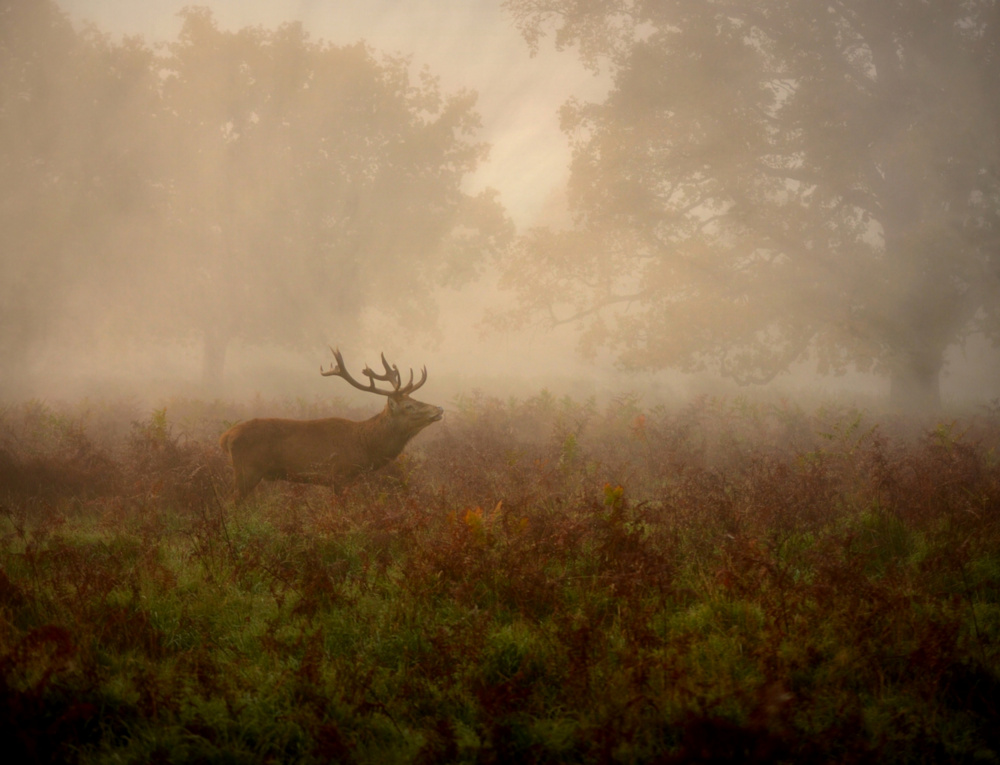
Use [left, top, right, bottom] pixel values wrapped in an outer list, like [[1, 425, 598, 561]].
[[3, 0, 999, 410], [5, 7, 1000, 757]]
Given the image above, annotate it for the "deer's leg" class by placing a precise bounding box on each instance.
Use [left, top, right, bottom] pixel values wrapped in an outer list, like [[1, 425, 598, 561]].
[[233, 464, 262, 502]]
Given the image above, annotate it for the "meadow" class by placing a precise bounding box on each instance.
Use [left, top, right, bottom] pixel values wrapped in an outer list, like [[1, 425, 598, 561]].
[[0, 391, 998, 764]]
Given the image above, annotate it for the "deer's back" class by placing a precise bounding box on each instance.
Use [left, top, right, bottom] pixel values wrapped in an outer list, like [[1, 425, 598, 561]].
[[221, 416, 366, 475]]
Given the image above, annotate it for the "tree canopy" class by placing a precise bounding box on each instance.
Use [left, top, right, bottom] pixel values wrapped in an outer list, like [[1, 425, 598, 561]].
[[498, 0, 1000, 408], [0, 2, 512, 390], [0, 1, 158, 374]]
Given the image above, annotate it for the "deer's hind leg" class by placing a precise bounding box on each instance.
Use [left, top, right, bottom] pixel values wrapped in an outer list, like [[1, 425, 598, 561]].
[[231, 461, 264, 502]]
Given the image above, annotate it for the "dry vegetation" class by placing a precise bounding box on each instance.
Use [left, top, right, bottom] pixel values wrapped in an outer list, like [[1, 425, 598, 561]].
[[1, 392, 999, 763]]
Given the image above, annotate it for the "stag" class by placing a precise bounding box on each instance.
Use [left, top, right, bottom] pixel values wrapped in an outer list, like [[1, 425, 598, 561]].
[[219, 348, 443, 500]]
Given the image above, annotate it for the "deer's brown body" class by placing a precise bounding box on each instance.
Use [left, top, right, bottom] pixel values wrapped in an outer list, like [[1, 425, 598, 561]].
[[219, 349, 443, 500]]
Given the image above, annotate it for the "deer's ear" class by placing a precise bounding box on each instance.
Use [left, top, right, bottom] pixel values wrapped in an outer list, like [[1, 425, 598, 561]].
[[387, 397, 399, 413]]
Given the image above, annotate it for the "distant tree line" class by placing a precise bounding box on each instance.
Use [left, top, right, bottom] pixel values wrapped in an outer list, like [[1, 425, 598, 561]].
[[497, 0, 1000, 409], [0, 1, 512, 389], [5, 0, 998, 407]]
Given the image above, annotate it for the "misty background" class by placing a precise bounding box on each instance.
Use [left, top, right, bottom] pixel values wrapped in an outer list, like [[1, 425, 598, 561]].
[[3, 0, 999, 410]]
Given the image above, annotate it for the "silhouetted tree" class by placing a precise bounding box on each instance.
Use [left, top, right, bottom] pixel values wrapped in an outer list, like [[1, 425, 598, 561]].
[[156, 9, 511, 388], [0, 0, 159, 383], [498, 0, 1000, 408], [0, 4, 511, 392]]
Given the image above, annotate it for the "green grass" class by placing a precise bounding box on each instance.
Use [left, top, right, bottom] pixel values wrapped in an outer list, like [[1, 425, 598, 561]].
[[0, 394, 998, 763]]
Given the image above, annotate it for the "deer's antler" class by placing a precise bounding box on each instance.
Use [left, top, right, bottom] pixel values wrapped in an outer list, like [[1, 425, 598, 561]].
[[321, 348, 427, 397]]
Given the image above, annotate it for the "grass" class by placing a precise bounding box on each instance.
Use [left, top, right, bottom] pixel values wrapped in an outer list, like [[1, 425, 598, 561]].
[[0, 392, 998, 763]]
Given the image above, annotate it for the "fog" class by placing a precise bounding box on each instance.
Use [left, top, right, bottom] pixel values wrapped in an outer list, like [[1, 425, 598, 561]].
[[4, 0, 999, 410]]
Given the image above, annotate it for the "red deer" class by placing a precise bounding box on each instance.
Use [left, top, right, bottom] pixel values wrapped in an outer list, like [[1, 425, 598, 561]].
[[219, 348, 443, 500]]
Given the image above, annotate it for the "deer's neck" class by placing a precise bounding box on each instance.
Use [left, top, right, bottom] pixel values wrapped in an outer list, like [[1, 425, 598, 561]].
[[360, 409, 410, 463]]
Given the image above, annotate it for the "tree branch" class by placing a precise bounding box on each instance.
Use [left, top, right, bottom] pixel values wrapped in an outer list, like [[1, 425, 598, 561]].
[[548, 290, 647, 327]]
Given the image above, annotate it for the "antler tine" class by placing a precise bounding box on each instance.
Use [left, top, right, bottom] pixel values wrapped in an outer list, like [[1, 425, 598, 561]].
[[399, 365, 428, 395], [319, 346, 345, 377], [320, 347, 397, 396], [387, 353, 424, 395], [384, 353, 403, 390], [363, 352, 402, 389], [325, 349, 428, 397]]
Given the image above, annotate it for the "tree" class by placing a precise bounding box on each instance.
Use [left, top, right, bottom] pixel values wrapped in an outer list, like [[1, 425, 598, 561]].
[[498, 0, 1000, 408], [154, 9, 511, 388], [0, 4, 511, 392], [0, 0, 159, 382]]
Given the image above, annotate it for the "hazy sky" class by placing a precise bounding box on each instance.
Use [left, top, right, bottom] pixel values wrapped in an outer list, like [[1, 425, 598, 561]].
[[58, 0, 610, 229]]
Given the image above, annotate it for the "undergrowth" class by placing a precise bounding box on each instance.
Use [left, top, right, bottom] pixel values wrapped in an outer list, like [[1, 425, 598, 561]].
[[0, 393, 998, 763]]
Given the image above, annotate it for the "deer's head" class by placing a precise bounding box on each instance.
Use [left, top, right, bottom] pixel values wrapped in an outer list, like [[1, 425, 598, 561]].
[[321, 348, 443, 433]]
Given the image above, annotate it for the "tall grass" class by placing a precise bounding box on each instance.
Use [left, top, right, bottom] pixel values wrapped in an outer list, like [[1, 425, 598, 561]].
[[0, 393, 998, 763]]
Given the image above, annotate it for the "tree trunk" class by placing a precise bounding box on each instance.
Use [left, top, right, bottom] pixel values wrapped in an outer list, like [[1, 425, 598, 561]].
[[888, 347, 942, 412], [201, 327, 230, 392]]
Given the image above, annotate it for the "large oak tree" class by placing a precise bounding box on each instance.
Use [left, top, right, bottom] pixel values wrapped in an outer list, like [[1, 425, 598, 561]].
[[157, 8, 511, 387], [498, 0, 1000, 408], [0, 2, 511, 391]]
